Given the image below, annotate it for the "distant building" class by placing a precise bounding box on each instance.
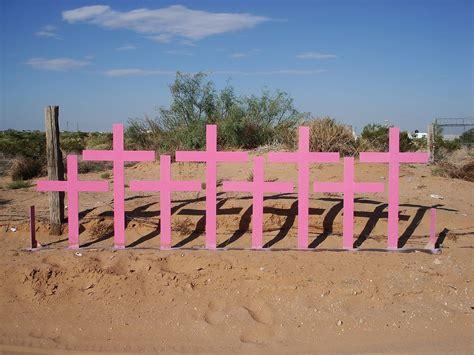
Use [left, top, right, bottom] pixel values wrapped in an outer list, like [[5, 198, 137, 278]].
[[409, 130, 427, 139]]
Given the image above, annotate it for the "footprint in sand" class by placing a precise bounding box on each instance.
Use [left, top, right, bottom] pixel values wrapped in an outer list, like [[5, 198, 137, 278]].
[[204, 299, 227, 325], [242, 299, 273, 325]]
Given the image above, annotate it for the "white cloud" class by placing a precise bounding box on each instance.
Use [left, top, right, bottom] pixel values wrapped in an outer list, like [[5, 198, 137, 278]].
[[229, 52, 247, 58], [104, 68, 325, 77], [296, 52, 337, 59], [104, 69, 174, 77], [229, 49, 261, 59], [213, 69, 326, 75], [62, 5, 269, 42], [35, 25, 61, 39], [116, 44, 136, 51], [26, 57, 90, 71], [165, 49, 193, 56]]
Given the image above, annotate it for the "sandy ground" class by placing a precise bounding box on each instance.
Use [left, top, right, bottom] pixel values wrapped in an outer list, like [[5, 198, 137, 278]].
[[0, 158, 473, 353]]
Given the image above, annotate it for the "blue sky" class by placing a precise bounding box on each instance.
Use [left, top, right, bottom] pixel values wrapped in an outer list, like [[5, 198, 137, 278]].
[[1, 0, 472, 132]]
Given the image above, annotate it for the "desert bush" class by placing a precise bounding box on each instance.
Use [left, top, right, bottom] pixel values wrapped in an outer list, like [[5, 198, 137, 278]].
[[0, 130, 46, 160], [100, 172, 111, 179], [10, 157, 43, 180], [7, 179, 32, 189], [77, 160, 111, 174], [303, 117, 356, 156], [358, 124, 415, 152], [432, 160, 474, 182], [126, 72, 303, 151], [459, 128, 474, 145]]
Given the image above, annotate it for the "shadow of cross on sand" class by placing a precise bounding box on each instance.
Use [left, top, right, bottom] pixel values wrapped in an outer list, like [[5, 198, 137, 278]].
[[79, 193, 458, 249]]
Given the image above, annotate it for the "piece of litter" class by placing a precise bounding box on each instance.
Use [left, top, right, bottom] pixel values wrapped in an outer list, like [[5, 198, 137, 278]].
[[75, 252, 82, 257], [10, 227, 17, 232], [430, 194, 444, 200]]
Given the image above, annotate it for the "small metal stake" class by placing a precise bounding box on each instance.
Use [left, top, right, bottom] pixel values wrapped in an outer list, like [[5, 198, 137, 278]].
[[30, 206, 37, 249]]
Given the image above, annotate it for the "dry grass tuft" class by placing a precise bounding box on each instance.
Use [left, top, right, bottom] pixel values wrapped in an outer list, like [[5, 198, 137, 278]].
[[10, 157, 43, 180], [305, 117, 356, 156]]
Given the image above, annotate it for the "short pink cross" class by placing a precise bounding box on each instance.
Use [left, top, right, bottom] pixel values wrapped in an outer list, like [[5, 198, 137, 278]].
[[129, 155, 201, 249], [268, 126, 339, 249], [314, 157, 384, 249], [82, 124, 155, 249], [175, 125, 248, 249], [37, 155, 108, 249], [223, 156, 294, 249], [360, 127, 428, 249]]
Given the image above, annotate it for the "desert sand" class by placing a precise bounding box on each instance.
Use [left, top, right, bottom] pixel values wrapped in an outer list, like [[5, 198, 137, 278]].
[[0, 157, 473, 353]]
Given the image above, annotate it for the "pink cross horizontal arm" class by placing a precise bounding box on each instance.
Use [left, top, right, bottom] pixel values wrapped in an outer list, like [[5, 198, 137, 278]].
[[223, 156, 293, 249], [359, 127, 428, 249], [175, 125, 248, 249], [314, 157, 384, 249], [268, 126, 339, 249], [130, 155, 201, 249], [82, 124, 155, 249], [37, 155, 108, 249]]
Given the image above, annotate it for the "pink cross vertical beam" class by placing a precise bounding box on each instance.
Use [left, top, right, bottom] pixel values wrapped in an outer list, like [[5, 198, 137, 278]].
[[223, 156, 294, 249], [267, 126, 339, 249], [82, 124, 155, 249], [314, 157, 384, 250], [129, 155, 201, 249], [175, 125, 248, 249], [37, 155, 109, 249], [360, 127, 428, 249]]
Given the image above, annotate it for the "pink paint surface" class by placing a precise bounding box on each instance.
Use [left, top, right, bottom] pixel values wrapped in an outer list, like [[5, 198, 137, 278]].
[[37, 155, 108, 249], [360, 127, 429, 249], [223, 157, 293, 248], [82, 124, 154, 248], [175, 125, 248, 249], [130, 155, 201, 249], [314, 157, 384, 249], [268, 126, 339, 249]]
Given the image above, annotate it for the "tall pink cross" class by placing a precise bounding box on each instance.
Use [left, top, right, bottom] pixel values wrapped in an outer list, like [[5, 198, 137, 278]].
[[267, 126, 339, 249], [129, 155, 201, 249], [360, 127, 428, 249], [175, 125, 248, 249], [37, 155, 108, 249], [223, 156, 294, 249], [82, 124, 155, 248], [314, 157, 384, 249]]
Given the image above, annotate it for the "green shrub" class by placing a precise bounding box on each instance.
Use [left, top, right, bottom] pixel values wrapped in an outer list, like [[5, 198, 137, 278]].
[[7, 180, 32, 189], [126, 72, 303, 151], [100, 172, 111, 179], [359, 124, 415, 152]]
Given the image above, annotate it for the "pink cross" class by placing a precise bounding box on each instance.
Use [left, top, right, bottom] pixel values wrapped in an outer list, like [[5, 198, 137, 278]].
[[37, 155, 108, 249], [314, 157, 384, 249], [82, 124, 155, 248], [223, 156, 294, 249], [360, 127, 428, 249], [267, 126, 339, 249], [175, 125, 248, 249], [129, 155, 201, 249]]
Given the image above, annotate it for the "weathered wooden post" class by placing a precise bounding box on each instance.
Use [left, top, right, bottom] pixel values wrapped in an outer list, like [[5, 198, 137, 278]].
[[427, 123, 435, 163], [45, 106, 64, 235]]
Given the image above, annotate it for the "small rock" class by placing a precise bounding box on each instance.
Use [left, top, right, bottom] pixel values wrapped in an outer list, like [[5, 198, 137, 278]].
[[337, 320, 343, 326], [433, 258, 442, 265]]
